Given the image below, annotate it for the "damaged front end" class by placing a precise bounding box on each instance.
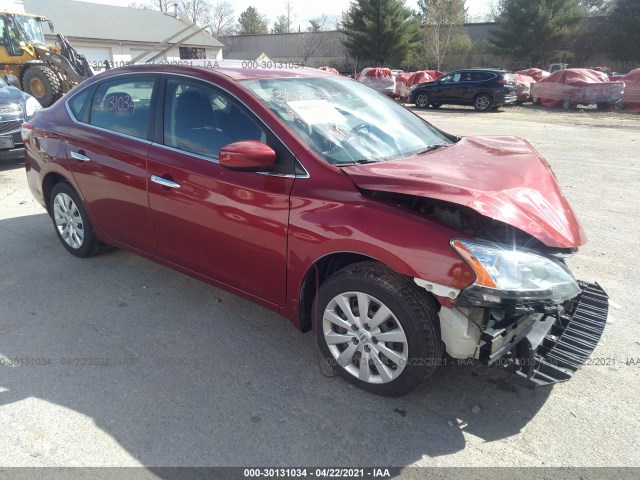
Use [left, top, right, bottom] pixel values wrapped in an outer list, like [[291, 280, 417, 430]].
[[415, 239, 608, 388], [344, 136, 608, 388]]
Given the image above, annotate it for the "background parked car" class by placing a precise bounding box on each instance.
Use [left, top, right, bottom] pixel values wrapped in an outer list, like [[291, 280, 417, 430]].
[[531, 68, 624, 110], [409, 68, 517, 112], [357, 67, 396, 96], [0, 75, 41, 161]]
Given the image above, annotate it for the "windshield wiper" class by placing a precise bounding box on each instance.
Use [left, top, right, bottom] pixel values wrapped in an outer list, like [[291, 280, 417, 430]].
[[415, 143, 449, 155], [333, 159, 381, 167]]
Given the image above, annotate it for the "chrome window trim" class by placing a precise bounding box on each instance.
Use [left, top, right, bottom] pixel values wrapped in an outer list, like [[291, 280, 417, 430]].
[[150, 141, 220, 164], [149, 141, 307, 179], [65, 70, 310, 179]]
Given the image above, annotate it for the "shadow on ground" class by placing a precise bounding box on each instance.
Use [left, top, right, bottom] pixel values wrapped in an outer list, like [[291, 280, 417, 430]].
[[0, 159, 24, 172], [0, 214, 552, 470]]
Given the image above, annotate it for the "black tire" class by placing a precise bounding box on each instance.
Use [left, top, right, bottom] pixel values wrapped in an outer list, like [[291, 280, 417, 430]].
[[431, 102, 442, 109], [414, 92, 431, 109], [22, 65, 63, 107], [315, 261, 442, 397], [49, 183, 106, 258], [596, 102, 611, 111], [562, 100, 576, 111], [473, 93, 493, 112]]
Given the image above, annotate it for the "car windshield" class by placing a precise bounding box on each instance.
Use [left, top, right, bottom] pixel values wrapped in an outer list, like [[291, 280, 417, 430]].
[[241, 76, 451, 165], [14, 15, 46, 45]]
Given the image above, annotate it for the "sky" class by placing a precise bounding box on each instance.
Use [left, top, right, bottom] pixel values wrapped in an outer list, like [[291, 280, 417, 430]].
[[76, 0, 494, 30]]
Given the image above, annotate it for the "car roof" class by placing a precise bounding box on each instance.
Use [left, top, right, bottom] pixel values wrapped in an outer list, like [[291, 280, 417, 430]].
[[96, 59, 336, 82], [453, 68, 509, 73]]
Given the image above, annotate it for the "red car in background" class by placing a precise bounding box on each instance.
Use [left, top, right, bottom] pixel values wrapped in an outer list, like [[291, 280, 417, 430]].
[[23, 61, 607, 396]]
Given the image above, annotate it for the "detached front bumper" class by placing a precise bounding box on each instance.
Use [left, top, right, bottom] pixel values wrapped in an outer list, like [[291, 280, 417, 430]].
[[510, 281, 609, 388]]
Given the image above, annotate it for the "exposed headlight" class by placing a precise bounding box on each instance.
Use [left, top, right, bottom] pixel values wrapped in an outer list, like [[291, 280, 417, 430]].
[[25, 96, 42, 119], [452, 239, 580, 304]]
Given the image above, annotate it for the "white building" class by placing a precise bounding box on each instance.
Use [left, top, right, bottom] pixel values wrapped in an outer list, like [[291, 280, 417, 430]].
[[24, 0, 223, 68]]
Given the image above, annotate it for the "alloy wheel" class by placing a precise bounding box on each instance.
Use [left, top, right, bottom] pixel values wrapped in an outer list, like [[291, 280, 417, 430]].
[[53, 192, 85, 249], [322, 291, 408, 384]]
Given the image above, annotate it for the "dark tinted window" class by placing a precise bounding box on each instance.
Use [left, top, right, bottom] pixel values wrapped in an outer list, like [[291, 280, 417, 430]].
[[480, 72, 497, 81], [179, 47, 206, 59], [89, 78, 154, 139], [469, 72, 491, 81], [69, 88, 91, 123], [164, 79, 266, 159]]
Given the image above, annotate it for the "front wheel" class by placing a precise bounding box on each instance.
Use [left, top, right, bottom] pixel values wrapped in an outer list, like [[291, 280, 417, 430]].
[[473, 93, 492, 112], [50, 183, 106, 257], [22, 65, 63, 107], [316, 262, 442, 397], [414, 92, 431, 109]]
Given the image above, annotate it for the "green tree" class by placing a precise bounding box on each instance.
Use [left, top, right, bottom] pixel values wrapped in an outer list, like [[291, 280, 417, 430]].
[[271, 1, 295, 34], [237, 6, 269, 34], [341, 0, 421, 66], [272, 15, 293, 33], [606, 0, 640, 63], [491, 0, 585, 67]]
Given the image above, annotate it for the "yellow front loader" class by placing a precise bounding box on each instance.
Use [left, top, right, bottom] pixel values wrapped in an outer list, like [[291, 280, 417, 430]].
[[0, 12, 93, 106]]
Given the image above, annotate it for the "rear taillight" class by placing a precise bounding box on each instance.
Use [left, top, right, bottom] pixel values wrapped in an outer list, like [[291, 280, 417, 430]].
[[21, 122, 34, 143]]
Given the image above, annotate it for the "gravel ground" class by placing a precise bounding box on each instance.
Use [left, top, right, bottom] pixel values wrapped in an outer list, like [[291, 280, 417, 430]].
[[0, 103, 638, 474]]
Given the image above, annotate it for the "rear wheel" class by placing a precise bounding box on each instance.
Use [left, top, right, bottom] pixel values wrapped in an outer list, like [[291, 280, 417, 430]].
[[316, 262, 442, 397], [597, 102, 611, 111], [49, 183, 106, 257], [414, 92, 431, 109], [22, 65, 63, 107], [473, 93, 492, 112]]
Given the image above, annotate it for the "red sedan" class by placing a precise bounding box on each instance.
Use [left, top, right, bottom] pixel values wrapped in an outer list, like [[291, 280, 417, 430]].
[[23, 61, 608, 396]]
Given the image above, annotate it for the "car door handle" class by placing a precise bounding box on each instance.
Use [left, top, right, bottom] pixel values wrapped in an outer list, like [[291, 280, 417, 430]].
[[70, 150, 91, 162], [151, 175, 181, 189]]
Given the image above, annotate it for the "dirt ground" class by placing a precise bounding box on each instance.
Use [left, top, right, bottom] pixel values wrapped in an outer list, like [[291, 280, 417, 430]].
[[0, 103, 638, 474]]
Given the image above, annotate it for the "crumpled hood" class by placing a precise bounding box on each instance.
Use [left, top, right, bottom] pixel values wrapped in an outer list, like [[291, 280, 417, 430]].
[[343, 136, 586, 248]]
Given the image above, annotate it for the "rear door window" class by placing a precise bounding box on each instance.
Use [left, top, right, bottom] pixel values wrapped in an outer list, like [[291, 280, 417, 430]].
[[89, 78, 155, 139]]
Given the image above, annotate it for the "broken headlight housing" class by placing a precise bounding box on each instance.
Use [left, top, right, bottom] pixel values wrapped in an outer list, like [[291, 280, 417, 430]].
[[451, 239, 581, 305]]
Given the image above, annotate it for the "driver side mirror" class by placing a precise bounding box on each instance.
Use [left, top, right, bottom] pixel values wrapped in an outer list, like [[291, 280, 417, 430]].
[[219, 141, 276, 172], [47, 20, 55, 33]]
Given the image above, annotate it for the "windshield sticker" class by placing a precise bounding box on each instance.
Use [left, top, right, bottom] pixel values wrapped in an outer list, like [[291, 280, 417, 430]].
[[271, 89, 340, 103], [286, 100, 346, 126]]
